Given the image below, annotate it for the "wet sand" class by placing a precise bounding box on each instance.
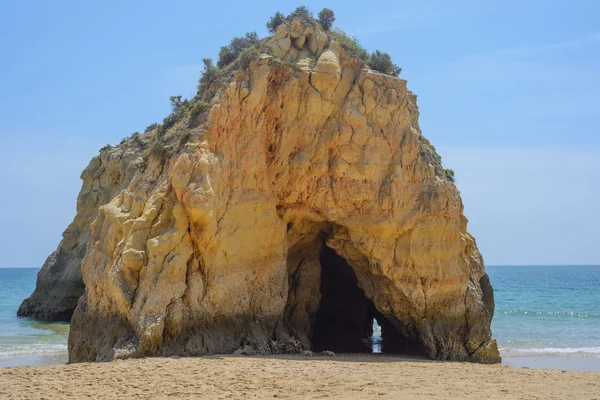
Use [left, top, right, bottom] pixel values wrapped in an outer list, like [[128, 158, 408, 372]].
[[1, 354, 599, 399], [0, 352, 68, 369], [503, 355, 600, 372]]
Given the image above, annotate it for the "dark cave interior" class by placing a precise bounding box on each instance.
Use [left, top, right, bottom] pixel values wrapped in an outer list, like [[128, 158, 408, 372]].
[[310, 243, 420, 354]]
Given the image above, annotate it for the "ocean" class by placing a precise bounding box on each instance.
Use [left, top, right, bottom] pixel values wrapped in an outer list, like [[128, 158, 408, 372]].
[[1, 266, 599, 370], [0, 269, 68, 368], [487, 265, 600, 371]]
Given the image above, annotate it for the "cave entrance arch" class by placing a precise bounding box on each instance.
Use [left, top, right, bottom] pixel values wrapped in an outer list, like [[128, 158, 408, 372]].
[[284, 225, 420, 355], [311, 244, 374, 352]]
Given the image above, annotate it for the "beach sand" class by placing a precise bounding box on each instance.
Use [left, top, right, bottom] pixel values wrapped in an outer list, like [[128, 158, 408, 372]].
[[0, 354, 599, 399]]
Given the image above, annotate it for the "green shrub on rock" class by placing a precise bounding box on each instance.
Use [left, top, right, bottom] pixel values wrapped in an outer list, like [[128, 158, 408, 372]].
[[287, 6, 314, 24], [239, 45, 262, 68], [144, 123, 160, 133], [147, 136, 168, 159], [179, 130, 192, 147], [266, 6, 317, 34], [198, 58, 223, 98], [169, 96, 188, 115], [317, 8, 335, 30], [190, 101, 211, 118], [217, 32, 260, 68], [266, 11, 285, 33], [162, 95, 191, 129], [329, 28, 369, 62], [368, 50, 402, 77]]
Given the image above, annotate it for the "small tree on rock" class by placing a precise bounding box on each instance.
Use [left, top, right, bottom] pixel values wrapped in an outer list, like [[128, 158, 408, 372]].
[[317, 8, 335, 30], [267, 11, 285, 33], [368, 50, 402, 77], [169, 96, 183, 114], [287, 6, 313, 23], [217, 32, 260, 68], [144, 123, 159, 133]]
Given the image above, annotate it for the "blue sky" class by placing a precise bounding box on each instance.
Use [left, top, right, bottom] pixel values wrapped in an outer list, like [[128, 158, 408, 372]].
[[0, 0, 598, 267]]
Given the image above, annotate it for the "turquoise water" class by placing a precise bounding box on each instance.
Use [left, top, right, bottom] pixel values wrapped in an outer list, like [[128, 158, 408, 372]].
[[487, 265, 600, 360], [0, 266, 599, 369], [0, 268, 69, 367]]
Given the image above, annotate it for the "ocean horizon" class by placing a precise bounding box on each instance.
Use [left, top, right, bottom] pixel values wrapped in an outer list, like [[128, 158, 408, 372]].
[[1, 265, 599, 370]]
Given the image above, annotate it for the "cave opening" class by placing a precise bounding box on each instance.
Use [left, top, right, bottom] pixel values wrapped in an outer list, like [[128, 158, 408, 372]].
[[310, 243, 418, 354], [311, 244, 374, 353]]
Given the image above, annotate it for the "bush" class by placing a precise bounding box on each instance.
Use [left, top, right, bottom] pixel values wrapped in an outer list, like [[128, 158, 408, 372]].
[[144, 123, 160, 133], [368, 50, 401, 77], [267, 6, 317, 34], [217, 47, 236, 68], [201, 57, 214, 70], [120, 132, 140, 145], [239, 45, 262, 68], [329, 28, 369, 62], [132, 132, 144, 145], [163, 114, 176, 130], [162, 95, 191, 130], [179, 131, 192, 147], [148, 137, 168, 159], [169, 95, 187, 114], [190, 101, 211, 118], [270, 57, 301, 73], [445, 169, 455, 183], [217, 32, 259, 68], [267, 11, 285, 33], [287, 6, 313, 24], [419, 141, 442, 165], [198, 58, 221, 96], [317, 8, 335, 30]]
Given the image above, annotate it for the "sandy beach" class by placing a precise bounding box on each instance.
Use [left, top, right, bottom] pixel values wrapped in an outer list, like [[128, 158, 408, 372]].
[[0, 354, 598, 400]]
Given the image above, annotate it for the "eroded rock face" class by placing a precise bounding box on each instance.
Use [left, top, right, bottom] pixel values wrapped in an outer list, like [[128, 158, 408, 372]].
[[18, 141, 146, 321], [27, 21, 498, 363]]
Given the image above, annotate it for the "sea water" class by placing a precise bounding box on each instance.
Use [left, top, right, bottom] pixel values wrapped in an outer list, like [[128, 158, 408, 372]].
[[1, 266, 599, 370], [0, 268, 69, 367], [487, 265, 600, 371]]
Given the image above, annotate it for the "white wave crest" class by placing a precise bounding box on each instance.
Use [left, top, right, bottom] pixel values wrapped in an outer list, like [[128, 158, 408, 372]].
[[502, 346, 600, 357], [0, 343, 68, 358]]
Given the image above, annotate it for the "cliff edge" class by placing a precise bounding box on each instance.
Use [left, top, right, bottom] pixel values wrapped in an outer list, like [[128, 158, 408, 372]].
[[18, 140, 145, 320]]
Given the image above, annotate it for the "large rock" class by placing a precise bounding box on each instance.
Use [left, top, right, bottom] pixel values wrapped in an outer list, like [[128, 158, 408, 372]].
[[66, 29, 500, 364], [267, 20, 328, 61]]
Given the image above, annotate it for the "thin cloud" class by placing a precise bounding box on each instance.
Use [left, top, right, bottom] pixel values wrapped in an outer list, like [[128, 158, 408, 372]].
[[455, 31, 600, 63], [438, 146, 600, 265], [350, 0, 479, 36], [436, 31, 600, 94], [502, 32, 600, 55]]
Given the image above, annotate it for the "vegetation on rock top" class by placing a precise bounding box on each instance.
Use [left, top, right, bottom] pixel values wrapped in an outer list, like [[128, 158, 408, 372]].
[[265, 6, 401, 76], [118, 6, 453, 183], [317, 8, 335, 30], [139, 6, 405, 146]]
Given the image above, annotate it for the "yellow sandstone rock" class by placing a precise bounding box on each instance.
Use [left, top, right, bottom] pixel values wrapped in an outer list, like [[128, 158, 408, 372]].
[[18, 140, 145, 321], [25, 20, 501, 364]]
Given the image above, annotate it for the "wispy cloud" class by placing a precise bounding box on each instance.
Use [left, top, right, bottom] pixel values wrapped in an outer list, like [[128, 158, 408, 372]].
[[438, 146, 600, 265], [457, 31, 600, 61], [433, 32, 600, 118], [350, 0, 480, 36]]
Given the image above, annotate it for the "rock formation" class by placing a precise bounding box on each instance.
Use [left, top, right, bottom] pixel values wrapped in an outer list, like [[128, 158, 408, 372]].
[[22, 16, 500, 364], [18, 141, 145, 321]]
